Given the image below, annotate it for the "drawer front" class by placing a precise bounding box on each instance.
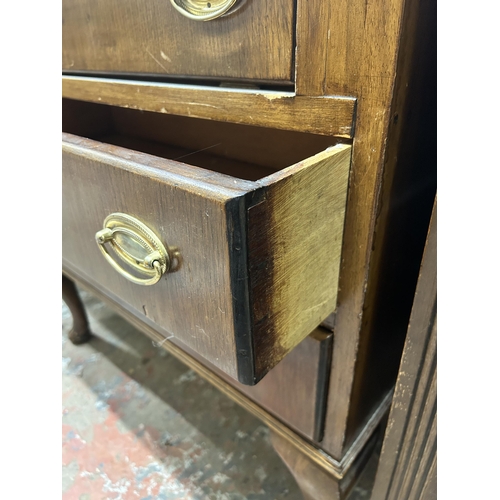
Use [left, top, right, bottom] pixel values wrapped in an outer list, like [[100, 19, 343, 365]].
[[62, 133, 351, 384], [62, 0, 295, 83]]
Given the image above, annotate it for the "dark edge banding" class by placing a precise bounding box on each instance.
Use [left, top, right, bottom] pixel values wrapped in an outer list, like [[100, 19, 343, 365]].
[[226, 194, 256, 385], [313, 333, 334, 442], [350, 99, 358, 138], [244, 187, 270, 384]]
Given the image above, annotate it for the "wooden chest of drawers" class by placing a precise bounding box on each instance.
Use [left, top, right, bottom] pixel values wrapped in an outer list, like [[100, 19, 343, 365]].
[[62, 0, 436, 496]]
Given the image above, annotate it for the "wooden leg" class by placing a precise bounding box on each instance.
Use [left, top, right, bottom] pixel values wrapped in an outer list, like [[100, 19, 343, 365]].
[[270, 427, 381, 500], [270, 432, 343, 500], [62, 275, 92, 345]]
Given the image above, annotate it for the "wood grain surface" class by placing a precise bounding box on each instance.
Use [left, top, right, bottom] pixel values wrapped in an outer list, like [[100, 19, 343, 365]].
[[270, 428, 379, 500], [178, 330, 333, 442], [230, 330, 333, 442], [62, 0, 295, 83], [62, 129, 352, 384], [62, 133, 247, 380], [299, 0, 420, 457], [335, 0, 437, 458], [249, 145, 352, 379], [62, 266, 351, 480], [61, 0, 437, 476], [371, 200, 437, 500], [62, 77, 357, 138], [296, 0, 438, 459], [108, 106, 339, 171]]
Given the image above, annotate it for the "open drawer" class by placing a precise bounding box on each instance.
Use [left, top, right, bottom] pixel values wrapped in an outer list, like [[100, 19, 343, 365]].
[[62, 100, 351, 384]]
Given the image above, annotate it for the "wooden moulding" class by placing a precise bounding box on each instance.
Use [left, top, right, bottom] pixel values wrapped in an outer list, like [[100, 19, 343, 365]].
[[62, 266, 392, 481], [62, 76, 357, 138]]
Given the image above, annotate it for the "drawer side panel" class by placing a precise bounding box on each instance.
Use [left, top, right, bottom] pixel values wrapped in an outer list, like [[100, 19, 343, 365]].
[[248, 145, 352, 380]]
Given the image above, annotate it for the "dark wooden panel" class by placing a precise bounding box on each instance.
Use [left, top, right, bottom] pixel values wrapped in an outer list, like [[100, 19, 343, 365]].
[[109, 106, 339, 171], [62, 133, 246, 380], [321, 0, 437, 458], [220, 331, 333, 441], [62, 130, 352, 384], [62, 0, 294, 83], [167, 329, 333, 441], [371, 200, 437, 500]]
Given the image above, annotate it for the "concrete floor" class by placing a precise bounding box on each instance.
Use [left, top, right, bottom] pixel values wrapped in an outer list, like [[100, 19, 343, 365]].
[[62, 288, 375, 499]]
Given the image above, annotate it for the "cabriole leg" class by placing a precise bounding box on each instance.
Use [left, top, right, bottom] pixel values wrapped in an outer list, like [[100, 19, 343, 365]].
[[270, 432, 343, 500], [62, 275, 92, 345]]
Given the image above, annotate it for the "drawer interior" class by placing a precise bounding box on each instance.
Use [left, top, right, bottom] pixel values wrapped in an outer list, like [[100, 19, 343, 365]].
[[63, 99, 342, 181]]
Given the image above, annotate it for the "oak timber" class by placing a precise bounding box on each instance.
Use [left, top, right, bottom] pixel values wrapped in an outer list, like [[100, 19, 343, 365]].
[[62, 76, 356, 138], [249, 146, 352, 379]]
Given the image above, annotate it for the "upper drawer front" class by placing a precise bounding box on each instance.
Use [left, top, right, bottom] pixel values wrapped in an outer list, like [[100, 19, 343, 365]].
[[62, 133, 351, 384], [62, 0, 295, 83]]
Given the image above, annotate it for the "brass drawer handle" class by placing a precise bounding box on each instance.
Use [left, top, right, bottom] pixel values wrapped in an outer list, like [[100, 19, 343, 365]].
[[95, 213, 172, 286], [169, 0, 238, 21]]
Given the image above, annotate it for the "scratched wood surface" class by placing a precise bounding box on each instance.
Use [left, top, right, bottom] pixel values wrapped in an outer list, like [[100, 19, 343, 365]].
[[332, 0, 437, 459], [62, 112, 352, 384], [63, 132, 247, 380], [109, 106, 339, 171], [248, 145, 352, 380], [62, 77, 357, 138], [294, 0, 438, 460], [371, 200, 436, 500], [178, 330, 333, 442], [62, 0, 294, 83], [62, 0, 437, 481]]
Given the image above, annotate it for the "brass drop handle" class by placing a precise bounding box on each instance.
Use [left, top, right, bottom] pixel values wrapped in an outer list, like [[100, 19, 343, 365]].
[[169, 0, 238, 21], [95, 213, 172, 286]]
